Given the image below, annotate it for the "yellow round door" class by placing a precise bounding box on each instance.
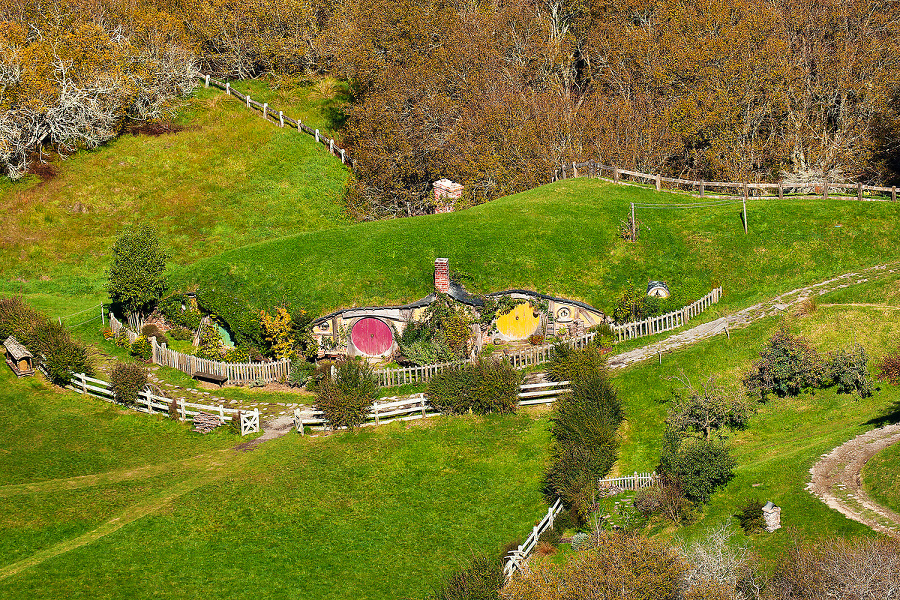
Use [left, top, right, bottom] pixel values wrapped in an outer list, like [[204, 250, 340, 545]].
[[496, 303, 541, 340]]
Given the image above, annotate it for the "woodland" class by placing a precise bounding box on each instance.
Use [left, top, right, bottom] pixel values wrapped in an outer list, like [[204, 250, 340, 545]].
[[1, 0, 899, 217]]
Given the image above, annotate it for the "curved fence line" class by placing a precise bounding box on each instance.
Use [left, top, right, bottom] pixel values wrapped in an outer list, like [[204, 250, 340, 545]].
[[555, 160, 898, 203], [373, 288, 722, 385], [199, 75, 354, 170], [108, 314, 290, 385]]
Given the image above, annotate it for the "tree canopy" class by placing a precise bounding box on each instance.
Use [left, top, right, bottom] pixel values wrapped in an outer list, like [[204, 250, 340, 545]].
[[108, 225, 168, 316]]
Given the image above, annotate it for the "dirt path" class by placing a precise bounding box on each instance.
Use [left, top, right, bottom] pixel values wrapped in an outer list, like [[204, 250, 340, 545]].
[[607, 262, 900, 370], [807, 425, 900, 538]]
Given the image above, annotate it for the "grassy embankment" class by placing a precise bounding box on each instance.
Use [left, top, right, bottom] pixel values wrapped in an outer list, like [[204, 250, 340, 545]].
[[0, 79, 351, 319], [609, 271, 900, 561], [0, 364, 550, 599], [173, 177, 900, 320], [863, 435, 900, 518]]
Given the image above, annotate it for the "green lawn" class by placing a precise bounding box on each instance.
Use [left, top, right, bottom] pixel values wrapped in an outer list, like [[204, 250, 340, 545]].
[[0, 363, 551, 599], [862, 440, 900, 517], [172, 178, 900, 316], [0, 79, 351, 317], [609, 275, 900, 560]]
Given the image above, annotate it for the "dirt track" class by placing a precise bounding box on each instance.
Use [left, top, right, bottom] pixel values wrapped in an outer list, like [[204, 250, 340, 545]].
[[807, 425, 900, 538]]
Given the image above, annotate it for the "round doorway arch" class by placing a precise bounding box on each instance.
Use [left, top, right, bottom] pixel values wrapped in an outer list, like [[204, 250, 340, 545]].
[[495, 303, 541, 341], [350, 317, 394, 356]]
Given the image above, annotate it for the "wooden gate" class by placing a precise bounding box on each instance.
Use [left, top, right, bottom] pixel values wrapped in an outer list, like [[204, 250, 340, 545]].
[[351, 317, 394, 356]]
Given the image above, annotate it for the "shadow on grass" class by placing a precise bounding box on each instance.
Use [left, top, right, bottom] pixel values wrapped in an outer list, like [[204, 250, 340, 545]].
[[864, 398, 900, 427]]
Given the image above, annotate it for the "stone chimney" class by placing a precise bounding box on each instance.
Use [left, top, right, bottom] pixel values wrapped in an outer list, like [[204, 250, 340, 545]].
[[434, 258, 450, 293]]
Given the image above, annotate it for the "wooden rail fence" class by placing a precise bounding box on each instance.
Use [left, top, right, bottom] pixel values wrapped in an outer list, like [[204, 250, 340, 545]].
[[200, 75, 354, 169], [504, 498, 564, 580], [66, 372, 260, 435], [555, 160, 898, 203], [109, 313, 291, 385]]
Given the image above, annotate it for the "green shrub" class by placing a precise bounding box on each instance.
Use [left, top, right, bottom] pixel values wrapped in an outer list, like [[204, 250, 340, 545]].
[[158, 294, 202, 330], [107, 224, 167, 316], [633, 483, 694, 523], [736, 498, 766, 533], [168, 325, 193, 341], [223, 346, 250, 363], [32, 320, 92, 385], [546, 344, 608, 384], [877, 347, 900, 385], [195, 323, 223, 360], [587, 323, 616, 348], [315, 357, 377, 429], [0, 296, 42, 345], [659, 431, 735, 504], [742, 326, 825, 400], [168, 397, 180, 420], [544, 361, 622, 524], [288, 358, 315, 388], [426, 358, 521, 415], [110, 361, 149, 405], [195, 288, 264, 349], [826, 345, 873, 398], [130, 336, 152, 360], [140, 323, 168, 346], [427, 553, 504, 600], [114, 332, 131, 348]]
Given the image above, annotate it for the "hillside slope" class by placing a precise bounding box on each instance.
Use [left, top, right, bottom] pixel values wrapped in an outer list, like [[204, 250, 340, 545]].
[[172, 178, 900, 316], [0, 81, 350, 312]]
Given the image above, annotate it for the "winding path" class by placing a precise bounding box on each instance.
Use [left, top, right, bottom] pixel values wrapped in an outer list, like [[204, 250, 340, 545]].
[[607, 261, 900, 370], [807, 425, 900, 538]]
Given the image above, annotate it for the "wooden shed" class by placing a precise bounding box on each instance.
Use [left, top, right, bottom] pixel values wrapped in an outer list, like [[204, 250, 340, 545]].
[[3, 336, 34, 377]]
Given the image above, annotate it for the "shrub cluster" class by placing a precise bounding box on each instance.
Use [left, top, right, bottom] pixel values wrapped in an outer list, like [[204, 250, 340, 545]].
[[426, 358, 521, 415], [315, 358, 378, 429], [168, 325, 193, 341], [736, 498, 766, 534], [398, 296, 471, 365], [658, 428, 735, 505], [158, 294, 202, 331], [427, 553, 504, 600], [130, 336, 152, 360], [110, 361, 149, 405], [877, 347, 900, 385], [744, 326, 874, 400], [633, 482, 694, 524], [287, 358, 315, 388], [0, 297, 92, 385], [543, 348, 622, 524], [196, 288, 264, 349]]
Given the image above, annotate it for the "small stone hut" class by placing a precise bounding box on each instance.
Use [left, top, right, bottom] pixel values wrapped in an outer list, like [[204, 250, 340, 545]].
[[3, 336, 34, 377]]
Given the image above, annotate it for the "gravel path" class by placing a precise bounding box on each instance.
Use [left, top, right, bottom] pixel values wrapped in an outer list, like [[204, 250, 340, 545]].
[[807, 425, 900, 538], [607, 261, 900, 370]]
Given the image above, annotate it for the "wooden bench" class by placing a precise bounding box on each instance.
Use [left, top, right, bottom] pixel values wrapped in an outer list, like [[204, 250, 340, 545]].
[[192, 371, 228, 387]]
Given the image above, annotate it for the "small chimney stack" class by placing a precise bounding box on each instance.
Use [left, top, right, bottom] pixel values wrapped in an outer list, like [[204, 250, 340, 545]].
[[434, 258, 450, 293]]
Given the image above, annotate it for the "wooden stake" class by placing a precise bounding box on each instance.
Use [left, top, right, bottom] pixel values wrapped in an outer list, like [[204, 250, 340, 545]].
[[778, 181, 783, 200], [742, 196, 748, 234], [631, 202, 635, 241], [823, 180, 828, 201], [858, 182, 863, 201], [893, 186, 897, 202], [655, 173, 661, 192], [699, 181, 704, 197]]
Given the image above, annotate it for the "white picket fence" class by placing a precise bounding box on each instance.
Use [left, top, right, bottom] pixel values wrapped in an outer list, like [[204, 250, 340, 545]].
[[504, 498, 564, 580], [66, 372, 260, 436], [612, 287, 722, 341], [598, 471, 659, 491], [109, 313, 291, 385]]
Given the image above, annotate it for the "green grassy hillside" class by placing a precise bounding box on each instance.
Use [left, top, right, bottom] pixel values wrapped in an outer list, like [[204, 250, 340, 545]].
[[172, 178, 900, 316], [0, 80, 351, 315], [863, 440, 900, 517]]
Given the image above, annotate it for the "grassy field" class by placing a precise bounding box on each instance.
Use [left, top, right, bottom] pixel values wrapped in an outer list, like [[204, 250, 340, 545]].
[[0, 363, 551, 599], [0, 79, 351, 317], [609, 272, 900, 559], [862, 440, 900, 517], [172, 178, 900, 316]]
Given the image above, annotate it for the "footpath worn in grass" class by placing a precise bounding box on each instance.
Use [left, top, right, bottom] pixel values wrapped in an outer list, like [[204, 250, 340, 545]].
[[863, 440, 900, 517], [610, 276, 900, 560], [0, 382, 550, 600], [173, 178, 900, 316], [0, 79, 350, 311], [0, 368, 238, 486]]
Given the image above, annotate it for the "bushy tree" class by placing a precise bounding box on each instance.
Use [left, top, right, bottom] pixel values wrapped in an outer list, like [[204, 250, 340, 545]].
[[108, 225, 168, 317], [658, 429, 735, 504], [110, 361, 149, 405], [743, 326, 825, 400], [315, 357, 377, 429], [668, 375, 752, 440]]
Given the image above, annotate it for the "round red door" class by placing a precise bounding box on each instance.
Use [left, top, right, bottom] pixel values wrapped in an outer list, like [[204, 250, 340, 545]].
[[350, 318, 393, 356]]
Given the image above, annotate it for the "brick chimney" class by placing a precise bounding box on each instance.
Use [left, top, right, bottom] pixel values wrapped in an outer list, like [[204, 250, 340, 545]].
[[434, 258, 450, 293]]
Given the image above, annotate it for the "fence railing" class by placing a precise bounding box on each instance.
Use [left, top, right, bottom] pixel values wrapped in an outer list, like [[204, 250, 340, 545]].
[[598, 471, 659, 491], [200, 75, 354, 169], [503, 498, 564, 580], [66, 372, 260, 435], [612, 287, 722, 342], [555, 160, 898, 202], [109, 313, 291, 385], [517, 380, 571, 405]]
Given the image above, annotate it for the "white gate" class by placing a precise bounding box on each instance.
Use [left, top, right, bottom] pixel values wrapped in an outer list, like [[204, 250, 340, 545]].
[[241, 409, 260, 436]]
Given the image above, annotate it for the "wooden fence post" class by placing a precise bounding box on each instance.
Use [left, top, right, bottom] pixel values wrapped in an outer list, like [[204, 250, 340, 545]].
[[631, 202, 635, 241], [341, 149, 346, 164], [263, 103, 268, 120], [858, 182, 863, 201], [225, 82, 230, 95], [613, 167, 619, 183], [247, 95, 250, 109], [315, 129, 320, 143], [101, 304, 105, 326], [699, 181, 704, 197], [893, 187, 897, 202], [778, 181, 783, 200], [180, 399, 186, 421], [823, 180, 828, 201], [279, 111, 284, 127], [655, 173, 661, 192], [205, 74, 209, 87]]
